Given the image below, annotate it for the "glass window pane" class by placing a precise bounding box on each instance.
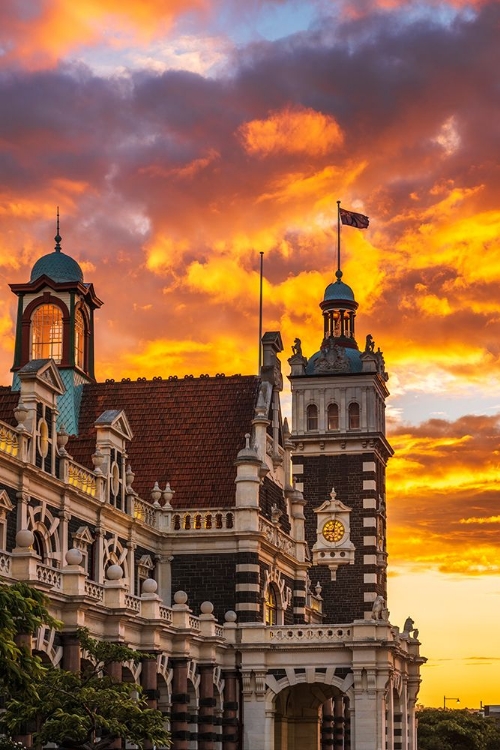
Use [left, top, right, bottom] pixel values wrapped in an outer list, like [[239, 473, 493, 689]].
[[31, 304, 63, 363]]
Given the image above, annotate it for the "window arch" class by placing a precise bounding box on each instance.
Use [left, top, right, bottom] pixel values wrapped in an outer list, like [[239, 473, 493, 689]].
[[327, 403, 339, 430], [265, 584, 279, 626], [306, 403, 318, 431], [74, 308, 85, 369], [31, 304, 63, 362], [348, 401, 360, 429]]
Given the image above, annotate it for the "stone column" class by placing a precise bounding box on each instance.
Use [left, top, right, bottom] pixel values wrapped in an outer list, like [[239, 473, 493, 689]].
[[171, 658, 190, 750], [333, 696, 345, 750], [386, 686, 395, 750], [62, 632, 81, 672], [105, 661, 123, 749], [198, 664, 216, 750], [321, 697, 334, 750], [222, 670, 239, 750], [141, 655, 159, 708]]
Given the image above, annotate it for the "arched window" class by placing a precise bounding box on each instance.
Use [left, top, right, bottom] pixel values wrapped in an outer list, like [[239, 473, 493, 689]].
[[74, 308, 85, 369], [307, 404, 318, 431], [327, 403, 339, 430], [31, 304, 63, 362], [348, 402, 360, 429], [265, 584, 278, 626]]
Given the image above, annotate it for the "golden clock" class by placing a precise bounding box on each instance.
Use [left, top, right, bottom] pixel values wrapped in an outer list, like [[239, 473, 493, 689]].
[[322, 519, 345, 543]]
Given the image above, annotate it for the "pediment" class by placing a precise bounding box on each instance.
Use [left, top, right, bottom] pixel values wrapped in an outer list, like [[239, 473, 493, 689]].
[[94, 409, 134, 442], [0, 489, 14, 514], [72, 525, 94, 545], [314, 487, 352, 515], [18, 359, 65, 395]]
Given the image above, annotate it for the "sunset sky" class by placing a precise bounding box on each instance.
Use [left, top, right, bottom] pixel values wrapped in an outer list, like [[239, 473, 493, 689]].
[[1, 0, 499, 708]]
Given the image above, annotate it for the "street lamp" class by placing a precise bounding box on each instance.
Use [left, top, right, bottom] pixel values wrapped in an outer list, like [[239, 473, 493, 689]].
[[443, 696, 460, 709]]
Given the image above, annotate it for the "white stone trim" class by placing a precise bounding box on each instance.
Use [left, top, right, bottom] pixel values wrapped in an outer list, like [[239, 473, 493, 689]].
[[363, 516, 376, 527], [363, 554, 377, 565], [295, 482, 304, 492], [363, 535, 377, 546], [236, 583, 260, 593], [363, 498, 377, 509], [363, 573, 377, 584], [236, 564, 260, 573], [363, 479, 376, 491], [235, 602, 260, 611], [363, 461, 376, 473], [364, 591, 377, 602], [292, 464, 304, 474]]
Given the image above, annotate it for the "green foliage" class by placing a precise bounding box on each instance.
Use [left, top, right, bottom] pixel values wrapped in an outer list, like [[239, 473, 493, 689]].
[[418, 708, 500, 750], [0, 580, 59, 696], [1, 628, 171, 750]]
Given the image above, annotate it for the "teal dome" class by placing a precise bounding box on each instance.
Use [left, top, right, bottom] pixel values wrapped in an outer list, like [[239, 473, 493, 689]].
[[30, 250, 83, 284], [305, 346, 363, 375], [324, 279, 355, 302]]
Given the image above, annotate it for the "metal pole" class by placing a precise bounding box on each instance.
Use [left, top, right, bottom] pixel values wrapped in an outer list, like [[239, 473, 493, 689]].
[[337, 200, 341, 272], [258, 251, 264, 372]]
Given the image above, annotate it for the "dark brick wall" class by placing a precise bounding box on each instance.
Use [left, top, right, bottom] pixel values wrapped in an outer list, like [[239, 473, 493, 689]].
[[172, 553, 236, 623], [259, 477, 291, 534], [296, 452, 386, 623]]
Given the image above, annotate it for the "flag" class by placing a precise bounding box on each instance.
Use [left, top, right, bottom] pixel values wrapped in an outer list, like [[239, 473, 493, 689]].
[[339, 207, 369, 229]]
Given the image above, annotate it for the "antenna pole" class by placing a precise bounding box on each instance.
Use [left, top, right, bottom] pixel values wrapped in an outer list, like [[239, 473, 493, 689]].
[[258, 251, 264, 372]]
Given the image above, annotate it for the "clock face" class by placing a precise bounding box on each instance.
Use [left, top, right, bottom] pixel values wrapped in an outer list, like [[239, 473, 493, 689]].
[[322, 519, 345, 543]]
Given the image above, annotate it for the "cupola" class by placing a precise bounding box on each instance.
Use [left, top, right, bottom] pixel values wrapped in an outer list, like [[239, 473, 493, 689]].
[[9, 214, 103, 434]]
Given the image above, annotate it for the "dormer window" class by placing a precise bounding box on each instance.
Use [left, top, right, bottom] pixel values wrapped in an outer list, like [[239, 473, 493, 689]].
[[348, 402, 360, 429], [307, 404, 318, 431], [31, 304, 63, 362], [327, 403, 339, 430]]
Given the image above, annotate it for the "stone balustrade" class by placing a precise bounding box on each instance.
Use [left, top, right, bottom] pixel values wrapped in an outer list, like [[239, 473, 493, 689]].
[[0, 550, 12, 576], [259, 516, 295, 556], [0, 421, 19, 457], [67, 459, 97, 498], [36, 562, 62, 590]]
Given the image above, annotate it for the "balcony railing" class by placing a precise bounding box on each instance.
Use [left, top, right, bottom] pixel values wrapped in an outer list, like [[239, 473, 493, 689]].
[[0, 422, 19, 458], [67, 459, 97, 498]]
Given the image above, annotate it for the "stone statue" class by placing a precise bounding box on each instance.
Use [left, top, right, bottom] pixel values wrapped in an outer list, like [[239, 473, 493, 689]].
[[371, 595, 385, 621], [365, 334, 375, 353], [403, 616, 415, 634], [292, 338, 302, 356]]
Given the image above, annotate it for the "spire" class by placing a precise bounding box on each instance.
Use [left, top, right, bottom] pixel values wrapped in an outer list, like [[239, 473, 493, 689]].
[[54, 206, 62, 253]]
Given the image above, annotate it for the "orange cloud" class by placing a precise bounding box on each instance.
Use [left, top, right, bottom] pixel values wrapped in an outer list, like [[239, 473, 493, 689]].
[[239, 107, 343, 158]]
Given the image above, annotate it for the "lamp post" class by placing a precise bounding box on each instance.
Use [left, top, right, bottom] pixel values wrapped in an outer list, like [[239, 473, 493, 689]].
[[443, 696, 460, 709]]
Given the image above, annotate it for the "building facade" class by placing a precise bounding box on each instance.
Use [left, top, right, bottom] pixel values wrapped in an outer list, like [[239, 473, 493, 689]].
[[0, 232, 424, 750]]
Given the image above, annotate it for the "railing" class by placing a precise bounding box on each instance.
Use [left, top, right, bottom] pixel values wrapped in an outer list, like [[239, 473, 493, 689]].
[[159, 605, 173, 623], [171, 510, 234, 532], [268, 625, 351, 642], [67, 459, 97, 498], [0, 551, 12, 576], [84, 580, 105, 601], [259, 517, 295, 555], [0, 422, 19, 457], [189, 616, 201, 631], [36, 563, 62, 590], [124, 594, 141, 612], [215, 624, 224, 638], [132, 497, 157, 527]]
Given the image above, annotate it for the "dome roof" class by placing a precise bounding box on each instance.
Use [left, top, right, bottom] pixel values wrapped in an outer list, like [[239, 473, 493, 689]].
[[30, 250, 84, 284], [305, 346, 363, 375], [323, 279, 355, 302]]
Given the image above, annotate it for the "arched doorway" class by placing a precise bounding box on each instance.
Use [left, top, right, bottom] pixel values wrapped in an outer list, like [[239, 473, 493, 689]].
[[274, 682, 350, 750]]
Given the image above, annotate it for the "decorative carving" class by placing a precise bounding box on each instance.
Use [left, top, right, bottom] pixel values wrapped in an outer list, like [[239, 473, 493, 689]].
[[365, 334, 375, 353], [314, 338, 350, 373], [292, 338, 302, 356], [371, 595, 387, 621]]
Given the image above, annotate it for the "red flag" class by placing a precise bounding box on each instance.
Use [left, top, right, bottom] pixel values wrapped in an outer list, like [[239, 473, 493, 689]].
[[339, 207, 369, 229]]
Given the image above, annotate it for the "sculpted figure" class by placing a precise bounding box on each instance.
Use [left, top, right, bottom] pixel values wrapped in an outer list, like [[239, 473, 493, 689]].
[[403, 616, 415, 634], [365, 333, 375, 353], [292, 338, 302, 356], [371, 595, 385, 621]]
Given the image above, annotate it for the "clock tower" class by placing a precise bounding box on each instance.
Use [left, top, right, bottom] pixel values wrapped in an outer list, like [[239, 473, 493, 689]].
[[288, 269, 393, 623]]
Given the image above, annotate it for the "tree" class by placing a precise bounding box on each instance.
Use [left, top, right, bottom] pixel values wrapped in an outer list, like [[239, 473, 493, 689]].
[[1, 628, 171, 750], [417, 707, 500, 750], [0, 580, 59, 697]]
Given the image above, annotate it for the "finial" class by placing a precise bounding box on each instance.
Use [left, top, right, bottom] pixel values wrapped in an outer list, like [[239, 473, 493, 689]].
[[335, 269, 343, 282], [54, 206, 62, 252]]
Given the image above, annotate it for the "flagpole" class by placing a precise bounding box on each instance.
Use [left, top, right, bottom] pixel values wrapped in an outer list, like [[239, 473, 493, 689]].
[[258, 251, 264, 373], [337, 200, 341, 272]]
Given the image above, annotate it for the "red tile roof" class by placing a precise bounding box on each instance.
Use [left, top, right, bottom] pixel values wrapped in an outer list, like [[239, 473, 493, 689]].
[[69, 375, 261, 508], [0, 387, 19, 426]]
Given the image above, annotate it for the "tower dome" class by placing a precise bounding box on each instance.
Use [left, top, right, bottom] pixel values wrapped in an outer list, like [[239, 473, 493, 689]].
[[323, 277, 355, 302], [30, 223, 83, 284]]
